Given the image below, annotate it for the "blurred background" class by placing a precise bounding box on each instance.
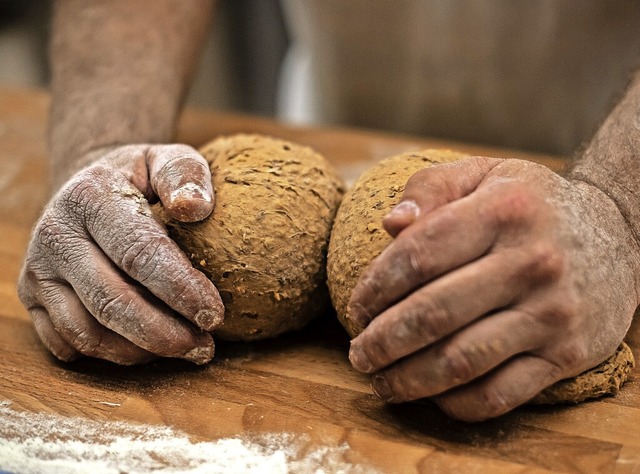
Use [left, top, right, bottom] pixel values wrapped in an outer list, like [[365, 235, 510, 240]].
[[0, 0, 288, 115], [0, 0, 50, 90], [2, 0, 640, 155]]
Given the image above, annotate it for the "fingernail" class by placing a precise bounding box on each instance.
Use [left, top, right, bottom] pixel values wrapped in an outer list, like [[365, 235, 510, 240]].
[[169, 183, 214, 222], [195, 309, 223, 331], [371, 375, 394, 402], [184, 344, 215, 365], [385, 200, 420, 220], [170, 182, 212, 203], [349, 343, 374, 373]]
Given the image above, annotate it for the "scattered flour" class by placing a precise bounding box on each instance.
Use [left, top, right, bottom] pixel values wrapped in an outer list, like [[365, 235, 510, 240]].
[[0, 401, 375, 474]]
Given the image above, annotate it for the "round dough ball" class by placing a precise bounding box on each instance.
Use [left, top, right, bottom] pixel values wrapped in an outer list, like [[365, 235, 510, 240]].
[[162, 134, 345, 340], [327, 149, 467, 337]]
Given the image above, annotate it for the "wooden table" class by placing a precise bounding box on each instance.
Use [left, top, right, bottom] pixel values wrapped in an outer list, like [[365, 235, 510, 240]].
[[2, 86, 640, 473]]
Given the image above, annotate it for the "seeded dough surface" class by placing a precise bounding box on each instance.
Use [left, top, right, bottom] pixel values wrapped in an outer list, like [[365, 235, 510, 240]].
[[327, 149, 466, 337], [160, 134, 345, 340], [326, 149, 634, 404], [530, 342, 634, 404]]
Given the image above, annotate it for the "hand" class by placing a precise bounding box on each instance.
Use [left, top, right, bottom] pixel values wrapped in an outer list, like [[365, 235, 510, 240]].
[[347, 157, 640, 421], [18, 144, 224, 365]]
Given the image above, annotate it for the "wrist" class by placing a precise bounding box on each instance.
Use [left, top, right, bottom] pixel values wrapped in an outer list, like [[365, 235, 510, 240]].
[[52, 144, 124, 190], [567, 174, 640, 303]]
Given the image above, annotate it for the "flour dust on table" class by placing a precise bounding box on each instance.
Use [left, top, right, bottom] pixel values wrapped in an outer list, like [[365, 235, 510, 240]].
[[0, 401, 376, 474]]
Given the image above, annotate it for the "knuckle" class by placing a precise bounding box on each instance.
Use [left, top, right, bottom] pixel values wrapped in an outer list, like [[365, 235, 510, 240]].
[[490, 186, 536, 226], [36, 214, 68, 249], [71, 330, 103, 357], [404, 168, 430, 190], [153, 149, 207, 185], [364, 335, 396, 368], [552, 341, 589, 370], [158, 156, 189, 180], [60, 169, 105, 218], [93, 292, 127, 325], [408, 252, 427, 281], [403, 238, 432, 281], [17, 285, 30, 308], [438, 385, 514, 421], [477, 385, 513, 420], [353, 318, 393, 368], [521, 242, 564, 281], [17, 270, 37, 306], [359, 271, 383, 298], [405, 293, 451, 342], [63, 167, 140, 232], [39, 283, 67, 307], [33, 214, 84, 266], [541, 358, 564, 383], [54, 348, 81, 363], [532, 297, 580, 329], [18, 270, 66, 310], [172, 282, 197, 308], [120, 234, 170, 281], [439, 343, 476, 385]]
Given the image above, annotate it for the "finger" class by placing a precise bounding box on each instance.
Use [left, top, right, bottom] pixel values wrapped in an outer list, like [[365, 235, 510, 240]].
[[432, 355, 564, 422], [28, 306, 81, 362], [368, 308, 547, 404], [382, 157, 502, 236], [393, 156, 502, 217], [349, 172, 547, 332], [382, 200, 420, 237], [349, 247, 542, 373], [63, 240, 215, 364], [347, 192, 497, 332], [78, 167, 224, 331], [146, 144, 214, 222], [41, 280, 156, 365], [18, 270, 81, 362]]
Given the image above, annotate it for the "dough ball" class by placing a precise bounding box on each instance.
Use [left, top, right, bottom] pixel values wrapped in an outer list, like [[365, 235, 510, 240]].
[[160, 134, 345, 340], [327, 149, 467, 337], [529, 342, 634, 405]]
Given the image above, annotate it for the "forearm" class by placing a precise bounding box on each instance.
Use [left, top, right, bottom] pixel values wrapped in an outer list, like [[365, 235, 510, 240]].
[[568, 69, 640, 242], [49, 0, 214, 187]]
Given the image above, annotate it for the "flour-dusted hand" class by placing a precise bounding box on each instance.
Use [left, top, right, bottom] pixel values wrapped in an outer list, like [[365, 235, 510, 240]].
[[18, 144, 224, 365], [347, 156, 640, 421]]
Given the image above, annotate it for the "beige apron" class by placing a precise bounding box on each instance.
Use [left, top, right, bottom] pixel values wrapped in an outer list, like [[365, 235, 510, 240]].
[[278, 0, 640, 154]]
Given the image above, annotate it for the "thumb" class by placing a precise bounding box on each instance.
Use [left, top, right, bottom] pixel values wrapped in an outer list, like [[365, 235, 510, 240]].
[[147, 144, 215, 222], [383, 156, 503, 236]]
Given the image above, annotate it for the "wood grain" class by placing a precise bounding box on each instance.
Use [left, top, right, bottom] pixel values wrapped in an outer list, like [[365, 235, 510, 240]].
[[1, 86, 638, 473]]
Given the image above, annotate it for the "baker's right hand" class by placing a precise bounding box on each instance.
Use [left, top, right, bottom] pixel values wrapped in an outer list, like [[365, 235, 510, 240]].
[[18, 144, 224, 365]]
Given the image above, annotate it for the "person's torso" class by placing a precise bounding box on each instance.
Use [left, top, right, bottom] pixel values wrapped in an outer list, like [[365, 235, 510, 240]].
[[278, 0, 640, 154]]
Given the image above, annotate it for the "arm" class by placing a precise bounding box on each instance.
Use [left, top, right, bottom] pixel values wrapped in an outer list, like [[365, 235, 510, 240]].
[[50, 0, 213, 184], [567, 70, 640, 247], [347, 68, 640, 421], [18, 0, 224, 365]]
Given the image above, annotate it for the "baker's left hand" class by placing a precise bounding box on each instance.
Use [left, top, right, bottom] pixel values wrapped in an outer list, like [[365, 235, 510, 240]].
[[347, 157, 640, 421]]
